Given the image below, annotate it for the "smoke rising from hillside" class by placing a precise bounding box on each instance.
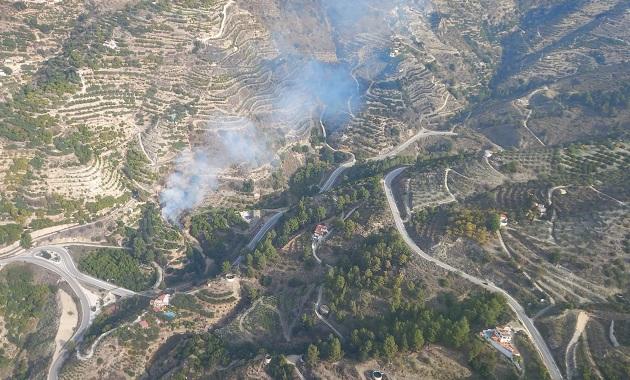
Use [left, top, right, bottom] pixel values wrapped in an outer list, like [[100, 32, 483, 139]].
[[160, 0, 404, 222], [275, 59, 360, 126], [161, 119, 272, 222]]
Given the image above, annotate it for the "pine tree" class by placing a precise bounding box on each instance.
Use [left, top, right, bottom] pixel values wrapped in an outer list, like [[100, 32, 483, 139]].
[[382, 334, 398, 360], [327, 336, 343, 362], [306, 344, 319, 367]]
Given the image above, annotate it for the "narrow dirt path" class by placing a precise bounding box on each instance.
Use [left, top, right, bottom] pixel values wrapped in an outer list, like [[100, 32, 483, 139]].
[[589, 186, 626, 206], [50, 289, 78, 371], [565, 311, 590, 380], [443, 168, 457, 202], [609, 320, 620, 347], [513, 96, 546, 146], [483, 151, 508, 179], [238, 298, 262, 341], [314, 285, 344, 340], [137, 132, 156, 166]]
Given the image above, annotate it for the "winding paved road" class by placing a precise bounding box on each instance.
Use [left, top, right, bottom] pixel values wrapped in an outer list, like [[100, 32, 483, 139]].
[[43, 246, 136, 297], [319, 153, 356, 193], [0, 244, 138, 380], [0, 254, 92, 380], [383, 167, 563, 380], [368, 129, 457, 162], [246, 209, 287, 251]]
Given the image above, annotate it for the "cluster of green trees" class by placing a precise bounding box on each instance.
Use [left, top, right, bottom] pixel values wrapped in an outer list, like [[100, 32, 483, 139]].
[[25, 16, 53, 34], [562, 82, 630, 116], [595, 352, 630, 380], [123, 145, 155, 183], [0, 224, 23, 246], [20, 232, 32, 249], [29, 218, 57, 230], [331, 177, 381, 214], [0, 0, 124, 147], [86, 194, 130, 215], [0, 29, 35, 52], [308, 292, 509, 377], [344, 153, 471, 187], [0, 46, 83, 146], [44, 194, 86, 221], [410, 206, 442, 232], [414, 152, 473, 172], [0, 192, 65, 224], [344, 156, 414, 183], [0, 193, 27, 219], [243, 235, 279, 277], [0, 267, 52, 343], [270, 176, 382, 254], [319, 146, 349, 164], [324, 229, 411, 314], [306, 335, 343, 365], [53, 126, 94, 164], [0, 97, 55, 146], [171, 333, 230, 378], [330, 217, 358, 240], [242, 179, 254, 193], [50, 11, 116, 73], [447, 208, 501, 244], [274, 199, 329, 247], [266, 355, 296, 379], [163, 101, 197, 122], [79, 248, 154, 291], [126, 203, 180, 265], [288, 159, 329, 196], [0, 212, 31, 250], [189, 208, 246, 260]]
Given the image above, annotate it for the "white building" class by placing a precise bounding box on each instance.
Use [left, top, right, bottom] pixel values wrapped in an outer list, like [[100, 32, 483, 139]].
[[151, 294, 170, 311], [480, 326, 520, 360]]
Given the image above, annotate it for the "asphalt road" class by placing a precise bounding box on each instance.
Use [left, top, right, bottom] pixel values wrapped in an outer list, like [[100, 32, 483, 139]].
[[368, 129, 457, 162], [383, 167, 563, 380], [0, 255, 92, 380], [0, 244, 138, 380], [43, 246, 136, 297], [246, 210, 287, 250], [319, 153, 356, 193]]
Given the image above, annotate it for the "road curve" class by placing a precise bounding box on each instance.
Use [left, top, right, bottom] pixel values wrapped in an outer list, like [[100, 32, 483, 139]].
[[319, 153, 356, 193], [368, 129, 457, 162], [383, 167, 563, 380], [42, 246, 136, 297], [0, 243, 139, 379], [0, 202, 134, 258], [0, 255, 92, 380], [246, 210, 287, 251]]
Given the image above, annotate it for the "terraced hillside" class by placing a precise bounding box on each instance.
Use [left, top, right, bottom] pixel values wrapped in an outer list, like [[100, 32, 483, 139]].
[[0, 1, 629, 380], [0, 0, 496, 229], [403, 142, 629, 298], [466, 0, 630, 147]]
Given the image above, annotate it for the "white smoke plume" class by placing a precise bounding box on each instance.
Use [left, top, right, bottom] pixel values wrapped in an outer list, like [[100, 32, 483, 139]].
[[160, 0, 410, 222], [160, 117, 272, 222]]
